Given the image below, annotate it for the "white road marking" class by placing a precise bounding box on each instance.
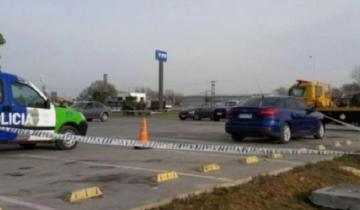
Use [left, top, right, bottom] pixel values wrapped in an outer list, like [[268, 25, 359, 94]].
[[20, 154, 234, 182], [0, 196, 56, 210]]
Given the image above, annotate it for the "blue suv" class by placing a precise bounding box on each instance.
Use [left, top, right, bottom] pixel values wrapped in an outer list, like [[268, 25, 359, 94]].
[[225, 96, 325, 143]]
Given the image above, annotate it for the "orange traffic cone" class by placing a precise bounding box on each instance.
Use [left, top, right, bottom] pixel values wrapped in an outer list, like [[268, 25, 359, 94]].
[[138, 117, 149, 142], [135, 117, 150, 149]]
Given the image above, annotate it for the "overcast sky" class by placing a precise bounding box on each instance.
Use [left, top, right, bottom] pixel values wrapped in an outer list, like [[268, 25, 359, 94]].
[[0, 0, 359, 98]]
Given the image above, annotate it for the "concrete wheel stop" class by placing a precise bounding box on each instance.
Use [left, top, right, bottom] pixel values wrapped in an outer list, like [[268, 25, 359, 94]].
[[309, 184, 360, 210]]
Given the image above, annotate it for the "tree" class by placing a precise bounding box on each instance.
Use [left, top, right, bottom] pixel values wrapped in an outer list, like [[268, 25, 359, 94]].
[[273, 87, 288, 96], [351, 66, 360, 85], [78, 80, 118, 103], [0, 33, 5, 46]]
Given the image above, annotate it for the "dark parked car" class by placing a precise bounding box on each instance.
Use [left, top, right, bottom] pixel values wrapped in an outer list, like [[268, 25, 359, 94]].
[[225, 96, 325, 143], [213, 100, 242, 121], [179, 106, 215, 120], [72, 101, 112, 122]]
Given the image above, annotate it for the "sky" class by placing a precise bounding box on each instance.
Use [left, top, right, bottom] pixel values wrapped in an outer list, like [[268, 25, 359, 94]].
[[0, 0, 359, 98]]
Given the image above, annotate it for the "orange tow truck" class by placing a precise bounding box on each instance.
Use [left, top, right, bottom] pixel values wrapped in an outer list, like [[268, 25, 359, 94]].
[[288, 80, 360, 124]]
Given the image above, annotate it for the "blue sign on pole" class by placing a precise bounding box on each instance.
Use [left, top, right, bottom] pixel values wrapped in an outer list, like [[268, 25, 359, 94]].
[[155, 50, 167, 62]]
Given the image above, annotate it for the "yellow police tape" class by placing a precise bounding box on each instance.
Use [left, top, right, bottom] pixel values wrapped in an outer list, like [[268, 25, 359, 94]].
[[0, 126, 354, 156], [66, 186, 103, 203], [153, 171, 178, 183], [199, 163, 221, 173]]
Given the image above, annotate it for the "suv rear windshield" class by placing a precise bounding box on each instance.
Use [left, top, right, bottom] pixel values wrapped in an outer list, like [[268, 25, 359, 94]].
[[242, 97, 281, 107]]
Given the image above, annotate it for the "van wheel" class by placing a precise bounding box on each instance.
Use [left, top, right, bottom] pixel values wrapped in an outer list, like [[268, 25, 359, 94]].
[[213, 115, 220, 122], [19, 144, 36, 149], [279, 123, 291, 144], [100, 113, 109, 122], [55, 125, 78, 150], [314, 123, 325, 139], [231, 134, 244, 142]]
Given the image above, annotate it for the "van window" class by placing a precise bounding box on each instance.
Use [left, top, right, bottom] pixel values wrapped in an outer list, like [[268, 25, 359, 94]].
[[11, 82, 47, 108]]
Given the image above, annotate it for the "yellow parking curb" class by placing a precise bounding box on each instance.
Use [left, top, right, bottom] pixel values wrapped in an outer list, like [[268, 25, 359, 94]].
[[345, 140, 352, 145], [153, 171, 178, 183], [340, 166, 360, 177], [317, 144, 326, 151], [334, 142, 342, 147], [66, 186, 103, 203], [199, 163, 220, 173], [268, 153, 283, 159], [242, 156, 259, 164]]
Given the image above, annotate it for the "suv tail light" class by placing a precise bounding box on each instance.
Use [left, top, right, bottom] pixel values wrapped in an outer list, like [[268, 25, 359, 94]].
[[256, 108, 279, 117]]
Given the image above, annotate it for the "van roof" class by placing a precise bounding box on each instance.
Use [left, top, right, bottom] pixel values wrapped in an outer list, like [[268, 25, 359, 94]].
[[0, 71, 20, 80]]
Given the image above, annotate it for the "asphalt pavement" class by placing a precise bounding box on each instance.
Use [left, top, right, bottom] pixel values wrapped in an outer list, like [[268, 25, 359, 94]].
[[0, 117, 359, 210]]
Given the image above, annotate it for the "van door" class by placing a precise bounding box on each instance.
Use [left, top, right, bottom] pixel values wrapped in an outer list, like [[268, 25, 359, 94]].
[[10, 81, 56, 141], [0, 79, 18, 141]]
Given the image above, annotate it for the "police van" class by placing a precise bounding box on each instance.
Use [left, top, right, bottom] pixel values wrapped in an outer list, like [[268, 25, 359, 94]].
[[0, 71, 87, 149]]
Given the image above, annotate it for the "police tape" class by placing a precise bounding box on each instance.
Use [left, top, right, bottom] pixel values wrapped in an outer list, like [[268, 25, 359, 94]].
[[0, 126, 355, 156]]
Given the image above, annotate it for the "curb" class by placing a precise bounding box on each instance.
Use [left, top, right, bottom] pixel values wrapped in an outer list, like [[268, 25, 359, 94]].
[[127, 163, 317, 210]]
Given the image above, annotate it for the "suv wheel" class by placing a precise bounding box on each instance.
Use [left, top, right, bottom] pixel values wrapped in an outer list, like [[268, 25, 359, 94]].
[[314, 123, 325, 139], [55, 125, 79, 150], [231, 134, 244, 142], [279, 123, 291, 144]]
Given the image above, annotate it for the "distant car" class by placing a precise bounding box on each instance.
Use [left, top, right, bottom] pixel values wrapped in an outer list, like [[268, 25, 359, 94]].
[[72, 101, 112, 122], [225, 96, 325, 143], [179, 106, 215, 120], [213, 100, 243, 121]]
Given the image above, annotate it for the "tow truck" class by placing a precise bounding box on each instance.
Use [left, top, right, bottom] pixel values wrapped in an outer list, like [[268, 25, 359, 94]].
[[0, 71, 87, 149], [289, 79, 360, 124]]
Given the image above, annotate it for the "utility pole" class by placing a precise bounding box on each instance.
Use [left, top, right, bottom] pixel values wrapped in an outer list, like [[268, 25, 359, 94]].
[[210, 80, 216, 107], [159, 61, 164, 111], [103, 74, 108, 103]]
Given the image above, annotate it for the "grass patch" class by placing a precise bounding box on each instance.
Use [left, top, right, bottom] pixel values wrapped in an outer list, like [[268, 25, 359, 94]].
[[149, 155, 360, 210]]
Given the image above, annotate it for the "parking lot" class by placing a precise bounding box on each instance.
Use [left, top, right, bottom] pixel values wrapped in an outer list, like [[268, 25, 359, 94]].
[[0, 116, 359, 210]]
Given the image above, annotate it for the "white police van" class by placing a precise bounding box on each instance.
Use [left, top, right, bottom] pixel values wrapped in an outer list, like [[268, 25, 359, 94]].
[[0, 71, 87, 149]]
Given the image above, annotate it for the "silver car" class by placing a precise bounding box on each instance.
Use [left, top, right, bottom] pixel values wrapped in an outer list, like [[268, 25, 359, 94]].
[[72, 101, 112, 122]]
